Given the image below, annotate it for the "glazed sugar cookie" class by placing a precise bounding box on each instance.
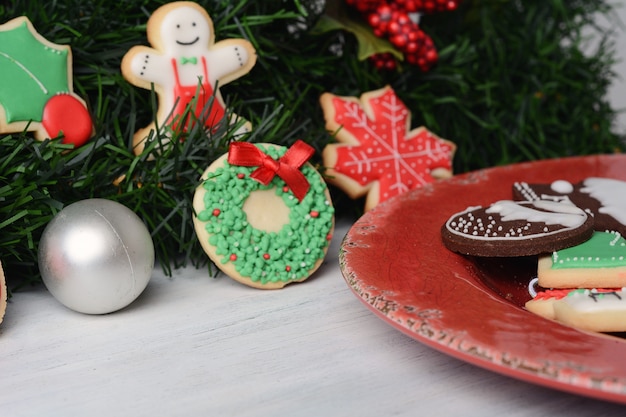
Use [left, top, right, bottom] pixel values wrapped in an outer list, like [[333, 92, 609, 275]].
[[0, 17, 93, 146], [525, 287, 626, 332], [513, 178, 626, 235], [193, 141, 335, 289], [537, 231, 626, 289], [441, 200, 593, 257], [552, 288, 626, 333], [321, 86, 455, 212], [121, 1, 257, 155]]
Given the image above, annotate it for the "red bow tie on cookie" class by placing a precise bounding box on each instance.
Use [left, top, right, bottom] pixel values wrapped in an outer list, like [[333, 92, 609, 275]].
[[228, 140, 314, 202]]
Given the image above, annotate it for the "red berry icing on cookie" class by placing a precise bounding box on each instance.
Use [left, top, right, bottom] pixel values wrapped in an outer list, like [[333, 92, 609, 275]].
[[42, 94, 92, 147]]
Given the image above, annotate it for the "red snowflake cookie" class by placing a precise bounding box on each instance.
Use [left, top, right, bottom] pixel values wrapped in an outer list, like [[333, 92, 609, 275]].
[[321, 85, 456, 211]]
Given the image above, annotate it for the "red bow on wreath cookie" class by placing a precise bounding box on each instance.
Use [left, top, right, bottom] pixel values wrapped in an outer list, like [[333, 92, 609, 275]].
[[228, 140, 314, 202]]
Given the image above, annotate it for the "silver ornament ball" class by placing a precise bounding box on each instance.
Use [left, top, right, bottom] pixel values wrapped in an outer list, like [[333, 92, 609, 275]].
[[38, 199, 155, 314]]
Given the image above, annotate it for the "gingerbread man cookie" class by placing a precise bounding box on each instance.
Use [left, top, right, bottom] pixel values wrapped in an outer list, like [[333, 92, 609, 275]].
[[321, 86, 456, 212], [0, 17, 93, 146], [122, 1, 257, 155]]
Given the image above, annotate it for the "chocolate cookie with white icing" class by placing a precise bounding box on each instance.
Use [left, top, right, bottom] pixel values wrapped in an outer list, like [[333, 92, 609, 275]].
[[441, 200, 594, 257]]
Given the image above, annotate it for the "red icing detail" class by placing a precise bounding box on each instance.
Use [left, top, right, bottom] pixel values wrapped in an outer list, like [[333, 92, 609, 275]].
[[283, 186, 289, 193], [533, 289, 573, 301], [42, 94, 92, 147], [263, 253, 270, 260], [212, 208, 221, 216], [285, 265, 291, 272], [326, 233, 333, 241], [534, 287, 621, 301], [169, 57, 225, 132], [237, 173, 245, 179], [310, 210, 319, 218], [229, 254, 237, 261]]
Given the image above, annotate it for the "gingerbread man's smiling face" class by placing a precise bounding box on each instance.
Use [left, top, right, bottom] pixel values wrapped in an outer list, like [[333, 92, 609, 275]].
[[159, 6, 211, 56]]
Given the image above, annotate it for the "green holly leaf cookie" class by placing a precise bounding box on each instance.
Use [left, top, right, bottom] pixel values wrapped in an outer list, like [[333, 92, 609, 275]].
[[0, 17, 70, 124]]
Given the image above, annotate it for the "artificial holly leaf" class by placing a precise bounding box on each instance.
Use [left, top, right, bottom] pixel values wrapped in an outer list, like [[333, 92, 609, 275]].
[[312, 12, 403, 61], [0, 17, 70, 124], [321, 86, 456, 211]]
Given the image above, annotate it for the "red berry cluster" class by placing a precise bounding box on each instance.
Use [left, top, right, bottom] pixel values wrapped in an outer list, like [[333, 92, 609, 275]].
[[345, 0, 461, 71], [369, 52, 398, 71]]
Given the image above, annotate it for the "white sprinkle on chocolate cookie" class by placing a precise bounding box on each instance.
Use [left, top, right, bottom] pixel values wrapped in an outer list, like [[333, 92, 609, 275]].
[[441, 200, 593, 257]]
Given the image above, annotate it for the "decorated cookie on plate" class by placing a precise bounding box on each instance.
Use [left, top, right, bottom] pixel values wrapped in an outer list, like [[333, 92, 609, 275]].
[[121, 1, 257, 155], [513, 177, 626, 235], [552, 288, 626, 333], [536, 231, 626, 289], [441, 200, 594, 257], [526, 231, 626, 332], [321, 86, 456, 212], [193, 140, 335, 289], [526, 286, 626, 333], [0, 17, 93, 146]]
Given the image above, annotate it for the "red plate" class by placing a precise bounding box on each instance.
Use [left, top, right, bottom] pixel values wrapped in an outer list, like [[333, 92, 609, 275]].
[[340, 154, 626, 404]]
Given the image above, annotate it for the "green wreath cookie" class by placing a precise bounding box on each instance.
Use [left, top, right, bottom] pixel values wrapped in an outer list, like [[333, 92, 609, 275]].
[[192, 141, 335, 289]]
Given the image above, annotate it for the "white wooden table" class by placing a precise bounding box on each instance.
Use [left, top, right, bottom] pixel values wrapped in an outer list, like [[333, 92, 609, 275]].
[[2, 219, 626, 416]]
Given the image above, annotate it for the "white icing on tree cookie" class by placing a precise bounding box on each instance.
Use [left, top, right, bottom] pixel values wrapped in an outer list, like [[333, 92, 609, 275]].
[[560, 288, 626, 313]]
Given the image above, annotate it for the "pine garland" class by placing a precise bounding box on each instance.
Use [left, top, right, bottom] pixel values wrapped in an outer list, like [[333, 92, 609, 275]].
[[0, 0, 623, 286]]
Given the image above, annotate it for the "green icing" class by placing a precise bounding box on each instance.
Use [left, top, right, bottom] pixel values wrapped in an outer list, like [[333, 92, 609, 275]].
[[198, 144, 334, 285], [0, 19, 70, 123], [552, 231, 626, 269]]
